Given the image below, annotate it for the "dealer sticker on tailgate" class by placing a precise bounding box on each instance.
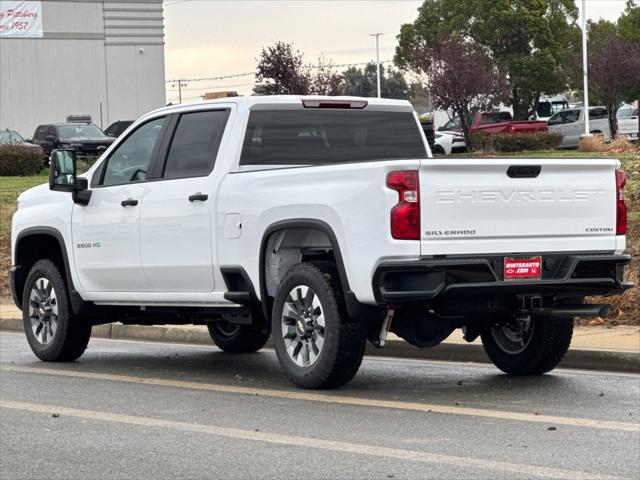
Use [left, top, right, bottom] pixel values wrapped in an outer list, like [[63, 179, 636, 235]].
[[504, 257, 542, 280]]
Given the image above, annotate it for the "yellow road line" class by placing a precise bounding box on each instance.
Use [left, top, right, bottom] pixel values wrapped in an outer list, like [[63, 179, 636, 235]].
[[2, 364, 638, 433], [0, 400, 626, 480]]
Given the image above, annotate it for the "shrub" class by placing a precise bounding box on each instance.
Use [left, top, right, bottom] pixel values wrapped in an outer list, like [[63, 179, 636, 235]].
[[578, 134, 608, 152], [580, 134, 637, 153], [77, 157, 98, 174], [609, 135, 636, 152], [471, 131, 563, 152], [0, 145, 44, 176], [470, 132, 488, 151]]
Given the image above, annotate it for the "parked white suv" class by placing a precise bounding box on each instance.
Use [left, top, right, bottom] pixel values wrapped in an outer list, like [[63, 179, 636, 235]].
[[617, 104, 639, 142], [10, 96, 632, 388], [547, 106, 611, 148]]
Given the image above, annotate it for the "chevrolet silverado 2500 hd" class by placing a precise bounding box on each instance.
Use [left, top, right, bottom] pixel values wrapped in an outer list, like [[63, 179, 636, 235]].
[[10, 96, 632, 389]]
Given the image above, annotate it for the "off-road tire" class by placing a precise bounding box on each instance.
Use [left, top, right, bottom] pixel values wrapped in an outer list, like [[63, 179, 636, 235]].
[[481, 316, 573, 375], [22, 259, 91, 362], [272, 262, 367, 389], [207, 322, 269, 353]]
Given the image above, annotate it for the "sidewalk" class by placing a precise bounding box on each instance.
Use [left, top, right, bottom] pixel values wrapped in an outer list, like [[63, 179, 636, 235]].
[[2, 303, 638, 373]]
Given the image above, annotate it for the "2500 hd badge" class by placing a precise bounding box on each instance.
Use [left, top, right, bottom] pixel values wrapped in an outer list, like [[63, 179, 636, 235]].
[[76, 242, 101, 249]]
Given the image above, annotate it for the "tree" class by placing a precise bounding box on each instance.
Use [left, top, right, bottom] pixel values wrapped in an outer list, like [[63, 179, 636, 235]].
[[395, 0, 580, 119], [382, 69, 410, 99], [341, 66, 374, 97], [254, 42, 342, 96], [426, 35, 509, 150], [254, 41, 310, 95], [617, 0, 640, 136], [588, 34, 640, 137], [340, 63, 409, 99], [618, 0, 640, 42], [588, 19, 618, 46], [309, 55, 342, 96]]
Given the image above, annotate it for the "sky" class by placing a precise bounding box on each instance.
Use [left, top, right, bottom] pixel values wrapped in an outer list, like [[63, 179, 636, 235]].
[[162, 0, 631, 103]]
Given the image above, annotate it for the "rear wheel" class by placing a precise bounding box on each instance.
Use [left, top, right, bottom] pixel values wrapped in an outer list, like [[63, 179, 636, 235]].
[[272, 262, 366, 389], [481, 315, 573, 375], [22, 259, 91, 362], [207, 321, 269, 353]]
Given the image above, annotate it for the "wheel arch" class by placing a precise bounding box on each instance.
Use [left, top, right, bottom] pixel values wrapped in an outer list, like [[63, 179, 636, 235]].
[[13, 227, 85, 315], [258, 219, 378, 322]]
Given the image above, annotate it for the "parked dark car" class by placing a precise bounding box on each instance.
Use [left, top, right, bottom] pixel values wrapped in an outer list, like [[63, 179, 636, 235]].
[[32, 123, 115, 164], [0, 129, 41, 149], [104, 120, 134, 138]]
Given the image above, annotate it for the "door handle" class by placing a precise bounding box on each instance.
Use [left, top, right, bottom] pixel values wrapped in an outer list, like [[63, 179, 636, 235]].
[[121, 198, 138, 207], [188, 193, 208, 202]]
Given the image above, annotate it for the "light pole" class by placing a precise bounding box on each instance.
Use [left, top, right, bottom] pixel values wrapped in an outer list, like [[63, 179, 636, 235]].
[[171, 78, 188, 104], [370, 33, 384, 98], [581, 0, 590, 137]]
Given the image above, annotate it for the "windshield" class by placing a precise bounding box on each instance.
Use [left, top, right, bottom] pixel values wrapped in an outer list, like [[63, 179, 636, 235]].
[[442, 117, 462, 130], [240, 110, 427, 166], [551, 101, 569, 114], [58, 124, 106, 139], [0, 131, 24, 144], [536, 102, 553, 118]]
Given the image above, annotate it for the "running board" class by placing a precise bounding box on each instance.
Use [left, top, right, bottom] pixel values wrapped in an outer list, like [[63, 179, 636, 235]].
[[223, 291, 253, 305]]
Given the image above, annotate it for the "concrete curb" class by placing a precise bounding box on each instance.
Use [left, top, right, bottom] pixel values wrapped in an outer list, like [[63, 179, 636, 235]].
[[2, 317, 638, 374]]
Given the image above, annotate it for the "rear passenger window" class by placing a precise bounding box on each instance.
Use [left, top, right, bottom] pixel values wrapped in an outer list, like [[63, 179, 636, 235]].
[[35, 126, 47, 140], [163, 109, 230, 179], [589, 108, 608, 120]]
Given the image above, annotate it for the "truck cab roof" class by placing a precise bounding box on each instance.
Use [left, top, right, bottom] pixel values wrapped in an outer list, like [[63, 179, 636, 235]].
[[149, 95, 415, 120]]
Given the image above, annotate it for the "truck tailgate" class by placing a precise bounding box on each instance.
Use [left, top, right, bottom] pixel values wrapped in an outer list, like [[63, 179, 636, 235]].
[[419, 158, 619, 256]]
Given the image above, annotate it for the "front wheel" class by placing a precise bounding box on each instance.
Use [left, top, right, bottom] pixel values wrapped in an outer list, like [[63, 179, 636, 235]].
[[22, 259, 91, 362], [481, 315, 573, 375], [272, 262, 366, 389]]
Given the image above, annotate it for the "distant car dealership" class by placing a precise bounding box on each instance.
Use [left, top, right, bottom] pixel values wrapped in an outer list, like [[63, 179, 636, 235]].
[[0, 0, 166, 138]]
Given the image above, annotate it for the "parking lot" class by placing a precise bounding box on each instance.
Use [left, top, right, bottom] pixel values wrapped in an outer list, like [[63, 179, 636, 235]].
[[1, 332, 638, 480]]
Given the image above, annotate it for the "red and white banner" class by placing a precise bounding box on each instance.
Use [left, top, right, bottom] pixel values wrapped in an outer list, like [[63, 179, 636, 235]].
[[0, 1, 43, 38]]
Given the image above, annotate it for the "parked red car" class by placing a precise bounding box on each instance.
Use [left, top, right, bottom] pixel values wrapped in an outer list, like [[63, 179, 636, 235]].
[[438, 111, 548, 135]]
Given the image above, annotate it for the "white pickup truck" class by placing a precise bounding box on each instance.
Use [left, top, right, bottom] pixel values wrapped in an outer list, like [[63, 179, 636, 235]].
[[10, 96, 632, 389]]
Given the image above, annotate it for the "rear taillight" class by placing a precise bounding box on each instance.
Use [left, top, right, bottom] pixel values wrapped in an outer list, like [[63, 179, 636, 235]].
[[387, 170, 420, 240], [616, 169, 627, 235]]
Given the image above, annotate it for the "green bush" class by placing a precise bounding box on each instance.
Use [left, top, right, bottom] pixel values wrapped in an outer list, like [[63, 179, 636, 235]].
[[76, 156, 100, 174], [472, 132, 563, 152], [470, 132, 487, 151], [0, 145, 44, 176]]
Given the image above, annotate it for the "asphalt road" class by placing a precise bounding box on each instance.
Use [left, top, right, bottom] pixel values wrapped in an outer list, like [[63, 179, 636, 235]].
[[1, 331, 639, 480]]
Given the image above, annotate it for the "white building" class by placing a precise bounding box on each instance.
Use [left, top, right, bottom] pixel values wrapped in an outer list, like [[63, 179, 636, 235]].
[[0, 0, 166, 138]]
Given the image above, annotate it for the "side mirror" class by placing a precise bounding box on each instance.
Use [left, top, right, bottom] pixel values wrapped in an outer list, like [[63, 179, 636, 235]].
[[49, 149, 92, 205], [49, 149, 76, 192], [45, 134, 56, 143], [437, 126, 445, 131]]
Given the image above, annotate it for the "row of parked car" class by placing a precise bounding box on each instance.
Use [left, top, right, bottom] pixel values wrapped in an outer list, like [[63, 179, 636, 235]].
[[432, 103, 639, 154], [0, 120, 133, 165]]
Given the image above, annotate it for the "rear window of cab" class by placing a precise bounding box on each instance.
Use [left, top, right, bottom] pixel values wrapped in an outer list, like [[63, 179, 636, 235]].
[[240, 110, 427, 166]]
